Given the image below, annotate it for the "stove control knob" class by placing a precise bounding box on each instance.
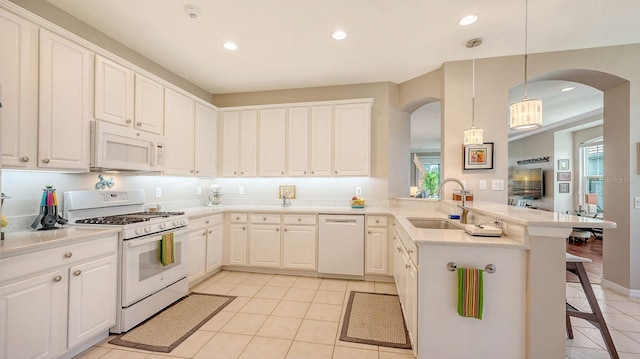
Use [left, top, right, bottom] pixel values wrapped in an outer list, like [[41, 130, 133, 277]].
[[181, 219, 187, 225], [160, 223, 167, 229], [144, 226, 151, 233], [135, 228, 144, 235], [173, 220, 179, 226]]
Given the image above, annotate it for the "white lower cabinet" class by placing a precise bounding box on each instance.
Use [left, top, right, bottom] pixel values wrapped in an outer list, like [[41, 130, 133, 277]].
[[249, 224, 281, 268], [392, 222, 418, 357], [188, 214, 224, 285], [0, 234, 117, 359], [227, 213, 248, 266], [282, 215, 317, 270], [365, 216, 388, 275]]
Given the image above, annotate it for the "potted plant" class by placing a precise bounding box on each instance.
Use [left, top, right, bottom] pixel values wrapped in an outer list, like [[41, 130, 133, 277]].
[[422, 170, 439, 198]]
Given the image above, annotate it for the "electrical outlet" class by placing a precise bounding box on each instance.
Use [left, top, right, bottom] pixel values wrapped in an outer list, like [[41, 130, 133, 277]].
[[239, 187, 244, 195], [155, 187, 162, 198], [356, 186, 362, 196], [635, 197, 640, 209], [491, 180, 504, 191], [479, 180, 487, 190], [197, 186, 202, 195]]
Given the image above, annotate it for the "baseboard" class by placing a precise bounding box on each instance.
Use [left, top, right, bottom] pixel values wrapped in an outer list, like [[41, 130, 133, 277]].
[[601, 278, 640, 298]]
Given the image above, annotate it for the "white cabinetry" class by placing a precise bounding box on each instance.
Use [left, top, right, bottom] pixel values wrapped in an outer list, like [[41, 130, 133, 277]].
[[365, 216, 388, 275], [38, 28, 92, 171], [287, 107, 309, 176], [227, 213, 248, 265], [249, 214, 282, 268], [0, 8, 35, 168], [194, 102, 218, 177], [282, 214, 317, 270], [94, 55, 165, 135], [221, 110, 257, 177], [164, 88, 195, 175], [333, 102, 371, 176], [0, 234, 117, 359], [309, 105, 333, 176], [188, 214, 223, 285], [287, 105, 332, 177], [258, 108, 286, 176], [392, 220, 418, 356]]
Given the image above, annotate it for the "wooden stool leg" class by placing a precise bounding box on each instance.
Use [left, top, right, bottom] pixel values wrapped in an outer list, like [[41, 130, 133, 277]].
[[566, 311, 574, 339], [574, 263, 619, 359]]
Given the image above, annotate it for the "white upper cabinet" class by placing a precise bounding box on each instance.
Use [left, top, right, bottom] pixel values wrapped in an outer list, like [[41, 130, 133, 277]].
[[333, 102, 371, 176], [258, 108, 286, 176], [163, 88, 195, 175], [94, 55, 164, 134], [221, 110, 257, 177], [194, 101, 218, 177], [0, 8, 36, 168], [309, 105, 333, 176], [287, 107, 309, 176], [38, 28, 92, 171]]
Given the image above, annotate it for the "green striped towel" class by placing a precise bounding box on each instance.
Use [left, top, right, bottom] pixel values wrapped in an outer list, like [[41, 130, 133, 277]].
[[457, 267, 484, 319], [159, 232, 174, 266]]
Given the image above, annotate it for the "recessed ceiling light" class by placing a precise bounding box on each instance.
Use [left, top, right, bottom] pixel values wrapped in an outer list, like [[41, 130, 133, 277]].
[[223, 41, 238, 51], [332, 30, 347, 40], [561, 86, 575, 92], [185, 5, 201, 19], [458, 15, 478, 26]]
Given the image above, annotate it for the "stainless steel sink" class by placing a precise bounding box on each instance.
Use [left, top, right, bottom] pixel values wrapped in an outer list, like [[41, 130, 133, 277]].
[[407, 218, 463, 230]]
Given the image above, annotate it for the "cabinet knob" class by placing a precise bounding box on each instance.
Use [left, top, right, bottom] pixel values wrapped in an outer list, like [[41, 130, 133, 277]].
[[234, 171, 237, 175], [126, 119, 132, 124], [276, 228, 280, 232], [53, 275, 62, 282], [190, 170, 194, 173], [281, 171, 284, 174], [136, 122, 142, 127], [284, 228, 288, 232], [368, 231, 371, 234], [42, 158, 50, 164], [203, 231, 207, 235], [242, 226, 245, 230], [240, 171, 244, 175], [375, 220, 380, 223], [408, 249, 413, 253], [304, 171, 307, 174], [206, 220, 210, 224], [297, 218, 301, 222], [406, 264, 411, 269], [20, 156, 29, 162], [236, 217, 240, 220], [311, 171, 315, 174], [73, 270, 82, 276], [263, 217, 267, 221], [397, 246, 402, 252], [208, 230, 212, 234], [64, 252, 73, 258], [196, 170, 199, 174]]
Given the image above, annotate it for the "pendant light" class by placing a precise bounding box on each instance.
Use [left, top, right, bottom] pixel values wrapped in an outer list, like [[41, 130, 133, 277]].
[[509, 0, 543, 130], [463, 38, 484, 146]]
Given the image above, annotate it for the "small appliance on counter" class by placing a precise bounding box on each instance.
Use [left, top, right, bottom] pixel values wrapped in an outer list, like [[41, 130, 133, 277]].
[[1, 193, 9, 240], [31, 185, 68, 230], [206, 184, 223, 206], [464, 224, 502, 237]]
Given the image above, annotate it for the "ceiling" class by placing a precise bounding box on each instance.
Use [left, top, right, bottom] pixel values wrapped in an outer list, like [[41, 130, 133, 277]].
[[44, 0, 640, 95]]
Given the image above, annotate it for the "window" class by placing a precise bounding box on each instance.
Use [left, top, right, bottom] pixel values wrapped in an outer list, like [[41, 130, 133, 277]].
[[581, 138, 604, 213], [413, 154, 440, 197]]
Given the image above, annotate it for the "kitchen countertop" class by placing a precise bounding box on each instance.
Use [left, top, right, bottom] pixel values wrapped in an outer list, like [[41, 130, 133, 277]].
[[0, 227, 120, 259]]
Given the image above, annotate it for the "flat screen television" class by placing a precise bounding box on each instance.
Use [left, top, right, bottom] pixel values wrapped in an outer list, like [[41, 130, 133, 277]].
[[509, 167, 544, 199]]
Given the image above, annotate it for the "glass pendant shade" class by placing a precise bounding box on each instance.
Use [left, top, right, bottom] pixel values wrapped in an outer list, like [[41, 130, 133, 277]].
[[509, 98, 542, 130], [463, 126, 484, 146]]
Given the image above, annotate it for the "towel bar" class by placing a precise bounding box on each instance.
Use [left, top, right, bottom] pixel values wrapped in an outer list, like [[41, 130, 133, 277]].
[[447, 262, 496, 274]]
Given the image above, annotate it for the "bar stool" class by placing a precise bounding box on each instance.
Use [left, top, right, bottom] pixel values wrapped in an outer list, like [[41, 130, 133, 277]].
[[568, 229, 591, 243], [566, 253, 619, 359]]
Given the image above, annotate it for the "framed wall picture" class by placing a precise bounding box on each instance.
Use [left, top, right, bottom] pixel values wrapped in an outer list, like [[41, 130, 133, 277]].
[[558, 159, 570, 170], [559, 183, 570, 193], [463, 142, 494, 170], [557, 172, 571, 181]]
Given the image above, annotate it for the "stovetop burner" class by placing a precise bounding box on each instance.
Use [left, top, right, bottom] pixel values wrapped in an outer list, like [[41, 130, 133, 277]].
[[75, 211, 185, 225]]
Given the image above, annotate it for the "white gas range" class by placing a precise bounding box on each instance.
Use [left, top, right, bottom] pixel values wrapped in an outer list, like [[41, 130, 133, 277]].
[[63, 189, 189, 333]]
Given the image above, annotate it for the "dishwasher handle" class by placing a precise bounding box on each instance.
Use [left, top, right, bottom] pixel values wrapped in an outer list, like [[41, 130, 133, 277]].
[[324, 219, 358, 224]]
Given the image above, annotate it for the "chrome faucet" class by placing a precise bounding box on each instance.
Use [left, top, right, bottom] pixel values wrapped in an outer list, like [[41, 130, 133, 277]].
[[436, 178, 470, 224], [282, 194, 291, 207]]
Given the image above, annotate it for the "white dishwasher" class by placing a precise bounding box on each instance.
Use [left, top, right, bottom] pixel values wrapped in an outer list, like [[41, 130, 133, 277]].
[[318, 214, 365, 276]]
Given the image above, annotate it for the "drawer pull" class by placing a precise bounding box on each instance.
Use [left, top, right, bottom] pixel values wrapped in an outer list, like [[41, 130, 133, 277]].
[[376, 219, 380, 223], [64, 252, 73, 258], [242, 226, 246, 230], [406, 264, 410, 269], [53, 275, 62, 282], [263, 217, 267, 221], [21, 156, 29, 162], [208, 230, 213, 234], [42, 158, 50, 164], [397, 247, 402, 252], [297, 218, 301, 222], [408, 249, 413, 254], [206, 220, 210, 224], [236, 217, 240, 220], [73, 270, 82, 276]]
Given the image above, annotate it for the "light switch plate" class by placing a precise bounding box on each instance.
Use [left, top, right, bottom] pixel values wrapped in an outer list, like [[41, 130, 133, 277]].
[[155, 187, 161, 197], [479, 180, 487, 190], [491, 180, 504, 191], [356, 186, 362, 195], [239, 187, 244, 195], [635, 196, 640, 209]]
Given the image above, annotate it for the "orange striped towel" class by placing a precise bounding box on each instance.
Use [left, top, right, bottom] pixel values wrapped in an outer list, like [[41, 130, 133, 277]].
[[457, 267, 483, 319], [159, 232, 174, 266]]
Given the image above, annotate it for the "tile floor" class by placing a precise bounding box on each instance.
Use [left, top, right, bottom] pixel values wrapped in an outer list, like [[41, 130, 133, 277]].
[[73, 271, 640, 359]]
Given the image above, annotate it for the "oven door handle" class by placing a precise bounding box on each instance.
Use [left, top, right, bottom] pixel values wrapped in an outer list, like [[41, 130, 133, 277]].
[[125, 230, 185, 248]]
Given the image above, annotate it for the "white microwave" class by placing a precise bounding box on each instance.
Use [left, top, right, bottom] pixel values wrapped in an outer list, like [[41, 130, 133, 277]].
[[90, 121, 165, 172]]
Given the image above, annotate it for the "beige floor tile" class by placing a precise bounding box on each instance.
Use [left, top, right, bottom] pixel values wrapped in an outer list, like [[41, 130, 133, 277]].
[[257, 316, 303, 339], [603, 300, 640, 316], [239, 336, 292, 359], [227, 283, 263, 297], [242, 272, 275, 285], [200, 311, 235, 331], [219, 312, 269, 335], [74, 346, 112, 358], [374, 282, 398, 294], [318, 279, 348, 292], [313, 290, 345, 305], [286, 341, 334, 359], [272, 300, 311, 318], [99, 349, 149, 359], [305, 303, 343, 322], [579, 327, 640, 353], [199, 282, 238, 295], [221, 296, 251, 312], [619, 353, 640, 358], [292, 277, 323, 290], [268, 275, 299, 287], [331, 346, 378, 359], [378, 351, 415, 359], [295, 319, 339, 345], [378, 346, 416, 356], [194, 332, 252, 359], [565, 327, 604, 349], [240, 297, 280, 315], [160, 330, 216, 358], [255, 285, 290, 300], [146, 355, 189, 359], [565, 346, 610, 359], [346, 281, 376, 293], [284, 287, 318, 302], [602, 313, 640, 332], [334, 332, 379, 351], [218, 271, 252, 284]]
